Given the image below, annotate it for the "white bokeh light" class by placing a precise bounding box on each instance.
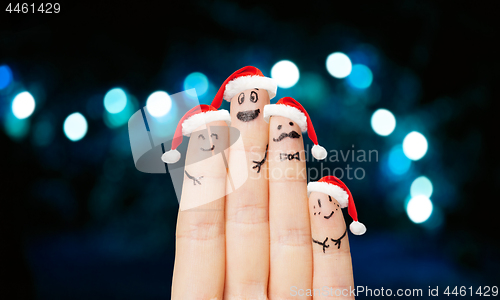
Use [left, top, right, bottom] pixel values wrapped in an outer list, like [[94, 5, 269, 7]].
[[410, 176, 433, 198], [146, 91, 172, 117], [371, 109, 396, 136], [403, 131, 428, 160], [271, 60, 300, 88], [406, 195, 433, 223], [12, 92, 36, 119], [326, 52, 352, 78], [63, 112, 88, 142]]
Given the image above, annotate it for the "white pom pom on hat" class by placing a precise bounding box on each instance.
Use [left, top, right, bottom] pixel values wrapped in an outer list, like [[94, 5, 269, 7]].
[[161, 105, 230, 164], [307, 176, 366, 235], [263, 97, 328, 160]]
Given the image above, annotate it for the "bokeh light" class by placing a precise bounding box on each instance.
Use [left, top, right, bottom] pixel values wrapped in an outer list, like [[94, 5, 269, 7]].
[[104, 88, 127, 114], [0, 65, 13, 90], [63, 112, 88, 142], [183, 72, 209, 97], [271, 60, 300, 88], [326, 52, 352, 78], [347, 64, 373, 89], [12, 92, 36, 119], [371, 109, 396, 136], [104, 94, 138, 128], [388, 144, 411, 175], [403, 131, 428, 160], [4, 112, 30, 140], [410, 176, 433, 198], [146, 91, 172, 117], [406, 195, 433, 223]]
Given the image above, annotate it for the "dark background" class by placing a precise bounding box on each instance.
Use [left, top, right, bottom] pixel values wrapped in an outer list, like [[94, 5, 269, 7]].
[[1, 1, 498, 299]]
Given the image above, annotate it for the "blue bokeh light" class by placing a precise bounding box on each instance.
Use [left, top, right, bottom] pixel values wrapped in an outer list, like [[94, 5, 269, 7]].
[[63, 112, 88, 142], [271, 60, 300, 88], [388, 144, 412, 175], [146, 91, 172, 117], [410, 176, 433, 198], [403, 131, 428, 161], [12, 91, 36, 119], [0, 65, 13, 90], [4, 112, 30, 140], [406, 195, 433, 224], [326, 52, 352, 78], [183, 72, 209, 97], [371, 109, 396, 136], [104, 88, 128, 114], [347, 64, 373, 89], [104, 94, 138, 128]]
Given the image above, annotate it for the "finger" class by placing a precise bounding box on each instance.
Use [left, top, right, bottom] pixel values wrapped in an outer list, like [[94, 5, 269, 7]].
[[171, 121, 228, 300], [225, 88, 270, 299], [309, 191, 354, 299], [268, 116, 313, 299]]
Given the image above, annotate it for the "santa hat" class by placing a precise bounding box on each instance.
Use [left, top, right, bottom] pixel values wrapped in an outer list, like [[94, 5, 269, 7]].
[[161, 105, 231, 164], [307, 176, 366, 235], [211, 66, 277, 109], [263, 97, 328, 160]]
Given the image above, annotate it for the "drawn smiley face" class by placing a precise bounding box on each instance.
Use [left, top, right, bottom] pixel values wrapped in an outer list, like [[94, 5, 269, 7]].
[[233, 88, 269, 122], [197, 132, 218, 151], [273, 121, 301, 142], [312, 195, 340, 220]]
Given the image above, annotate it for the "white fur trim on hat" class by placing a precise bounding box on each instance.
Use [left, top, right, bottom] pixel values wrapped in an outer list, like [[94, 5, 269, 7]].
[[350, 221, 366, 235], [307, 181, 349, 208], [263, 104, 307, 132], [312, 144, 327, 160], [182, 110, 231, 136], [223, 75, 277, 101], [162, 149, 181, 164]]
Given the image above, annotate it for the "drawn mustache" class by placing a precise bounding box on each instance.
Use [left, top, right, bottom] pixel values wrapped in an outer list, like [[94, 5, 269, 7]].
[[273, 131, 301, 142], [237, 109, 260, 122]]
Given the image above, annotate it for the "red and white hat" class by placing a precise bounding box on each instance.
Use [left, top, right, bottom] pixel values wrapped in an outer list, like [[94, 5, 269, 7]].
[[263, 97, 327, 160], [161, 105, 230, 164], [211, 66, 277, 109], [307, 176, 366, 235]]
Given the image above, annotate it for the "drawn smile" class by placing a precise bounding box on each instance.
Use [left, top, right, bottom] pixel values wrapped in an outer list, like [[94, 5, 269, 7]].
[[200, 145, 215, 151], [237, 109, 260, 122], [324, 211, 334, 219], [273, 131, 301, 142]]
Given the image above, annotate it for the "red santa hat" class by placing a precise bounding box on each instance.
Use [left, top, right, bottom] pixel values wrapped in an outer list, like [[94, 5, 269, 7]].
[[263, 97, 328, 160], [307, 176, 366, 235], [161, 104, 231, 164], [211, 66, 277, 109]]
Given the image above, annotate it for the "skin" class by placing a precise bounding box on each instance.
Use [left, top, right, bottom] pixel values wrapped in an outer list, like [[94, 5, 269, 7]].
[[225, 88, 270, 300], [171, 101, 357, 299], [309, 191, 355, 300], [268, 116, 313, 299], [171, 121, 228, 300]]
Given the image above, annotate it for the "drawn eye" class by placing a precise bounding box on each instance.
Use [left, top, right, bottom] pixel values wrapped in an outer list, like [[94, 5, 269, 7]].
[[238, 92, 245, 105], [277, 125, 282, 130], [198, 134, 205, 140], [210, 133, 218, 139], [250, 91, 258, 103], [289, 122, 294, 126]]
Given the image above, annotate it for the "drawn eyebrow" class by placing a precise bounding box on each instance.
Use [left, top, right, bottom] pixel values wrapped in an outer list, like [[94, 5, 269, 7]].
[[329, 195, 332, 202], [254, 88, 259, 90], [210, 133, 218, 139], [198, 134, 205, 140], [318, 198, 322, 208]]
